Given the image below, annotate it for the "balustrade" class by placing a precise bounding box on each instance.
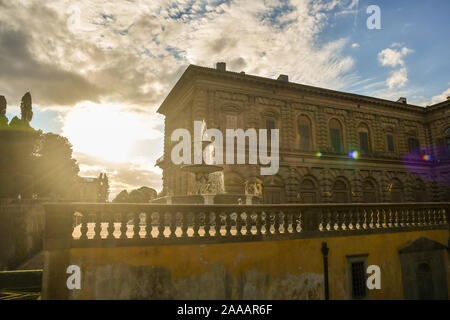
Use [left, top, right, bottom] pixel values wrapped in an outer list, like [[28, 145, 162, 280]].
[[44, 203, 449, 249]]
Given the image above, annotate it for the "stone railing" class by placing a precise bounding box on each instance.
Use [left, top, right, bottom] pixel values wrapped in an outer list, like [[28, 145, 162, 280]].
[[43, 203, 449, 249]]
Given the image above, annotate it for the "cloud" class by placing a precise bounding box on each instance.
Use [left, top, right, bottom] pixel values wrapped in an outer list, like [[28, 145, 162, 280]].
[[378, 46, 413, 67], [431, 88, 450, 104], [0, 0, 363, 197], [351, 43, 359, 48], [0, 25, 104, 107], [386, 67, 408, 89]]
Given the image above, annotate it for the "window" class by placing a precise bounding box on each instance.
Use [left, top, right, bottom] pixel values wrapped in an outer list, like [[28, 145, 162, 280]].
[[390, 179, 403, 202], [351, 262, 367, 299], [298, 178, 317, 203], [362, 179, 377, 203], [408, 138, 420, 153], [387, 134, 395, 152], [445, 128, 450, 155], [332, 178, 349, 203], [358, 124, 370, 155], [412, 179, 426, 202], [329, 119, 343, 153], [226, 115, 238, 129], [297, 116, 311, 151], [347, 255, 368, 300]]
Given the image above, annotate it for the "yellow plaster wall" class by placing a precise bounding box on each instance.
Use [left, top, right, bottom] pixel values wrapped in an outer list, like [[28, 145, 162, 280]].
[[69, 230, 449, 299]]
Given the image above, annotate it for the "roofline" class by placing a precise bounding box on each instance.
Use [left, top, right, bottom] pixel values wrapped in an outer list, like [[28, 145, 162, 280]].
[[158, 64, 446, 115]]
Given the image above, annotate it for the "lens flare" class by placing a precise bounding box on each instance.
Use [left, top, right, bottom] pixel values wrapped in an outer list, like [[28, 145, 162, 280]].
[[422, 154, 432, 161], [315, 152, 322, 158], [348, 150, 359, 159]]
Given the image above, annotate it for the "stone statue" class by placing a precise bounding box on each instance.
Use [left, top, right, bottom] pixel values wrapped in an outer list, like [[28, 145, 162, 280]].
[[0, 95, 7, 128], [20, 92, 33, 122]]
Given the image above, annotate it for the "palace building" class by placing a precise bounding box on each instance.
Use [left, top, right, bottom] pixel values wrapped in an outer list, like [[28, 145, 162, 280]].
[[156, 63, 450, 203]]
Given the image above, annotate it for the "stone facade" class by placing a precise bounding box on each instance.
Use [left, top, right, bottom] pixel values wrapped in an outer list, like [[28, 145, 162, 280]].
[[157, 64, 450, 203]]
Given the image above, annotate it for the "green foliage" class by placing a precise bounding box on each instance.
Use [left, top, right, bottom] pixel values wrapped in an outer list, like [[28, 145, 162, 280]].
[[0, 116, 79, 199], [112, 186, 157, 203], [33, 133, 80, 198], [112, 190, 129, 203]]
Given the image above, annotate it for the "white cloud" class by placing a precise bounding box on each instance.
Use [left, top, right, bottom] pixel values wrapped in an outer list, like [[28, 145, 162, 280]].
[[0, 0, 362, 194], [386, 67, 408, 89], [351, 43, 359, 48], [431, 88, 450, 104], [378, 46, 413, 67]]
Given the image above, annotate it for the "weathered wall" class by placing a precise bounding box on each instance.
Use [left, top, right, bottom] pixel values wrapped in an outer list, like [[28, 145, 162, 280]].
[[0, 203, 45, 270], [46, 229, 449, 300]]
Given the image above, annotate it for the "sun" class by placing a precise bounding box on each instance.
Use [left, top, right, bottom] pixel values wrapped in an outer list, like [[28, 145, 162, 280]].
[[62, 103, 160, 162]]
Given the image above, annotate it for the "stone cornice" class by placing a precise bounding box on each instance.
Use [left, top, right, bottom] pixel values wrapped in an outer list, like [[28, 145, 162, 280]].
[[158, 64, 446, 116]]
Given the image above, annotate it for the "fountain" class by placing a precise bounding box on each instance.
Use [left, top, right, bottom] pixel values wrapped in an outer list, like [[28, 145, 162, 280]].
[[152, 120, 260, 205]]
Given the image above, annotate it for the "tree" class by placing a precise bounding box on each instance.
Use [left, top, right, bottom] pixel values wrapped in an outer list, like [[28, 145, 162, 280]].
[[113, 190, 129, 203], [34, 133, 80, 199], [112, 187, 157, 203]]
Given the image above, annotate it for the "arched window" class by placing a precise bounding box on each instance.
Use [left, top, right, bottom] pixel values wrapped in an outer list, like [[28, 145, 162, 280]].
[[386, 133, 395, 152], [332, 178, 350, 203], [262, 175, 285, 204], [297, 115, 312, 151], [298, 177, 318, 203], [358, 124, 370, 155], [362, 179, 377, 203], [390, 179, 403, 202], [412, 179, 426, 202], [408, 137, 420, 153], [445, 127, 450, 156], [225, 114, 238, 129], [329, 119, 343, 153]]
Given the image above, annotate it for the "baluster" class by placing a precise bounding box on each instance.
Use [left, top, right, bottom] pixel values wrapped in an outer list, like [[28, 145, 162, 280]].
[[432, 209, 437, 225], [318, 210, 324, 231], [442, 208, 448, 224], [107, 211, 114, 240], [298, 211, 303, 232], [393, 209, 399, 228], [255, 212, 262, 235], [264, 211, 271, 235], [411, 209, 416, 226], [181, 213, 189, 237], [423, 209, 429, 226], [347, 209, 354, 231], [193, 212, 200, 237], [368, 209, 373, 229], [133, 212, 140, 239], [158, 212, 165, 239], [382, 209, 387, 228], [246, 211, 252, 235], [283, 211, 289, 234], [357, 210, 362, 230], [326, 210, 333, 231], [80, 213, 88, 240], [225, 211, 232, 236], [120, 212, 128, 239], [214, 212, 221, 237], [273, 211, 280, 235], [93, 211, 101, 240], [204, 212, 211, 237], [341, 210, 347, 231], [236, 212, 243, 236], [170, 211, 177, 238]]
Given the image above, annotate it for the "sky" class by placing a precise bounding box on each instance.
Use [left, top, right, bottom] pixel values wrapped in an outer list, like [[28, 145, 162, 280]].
[[1, 0, 449, 199]]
